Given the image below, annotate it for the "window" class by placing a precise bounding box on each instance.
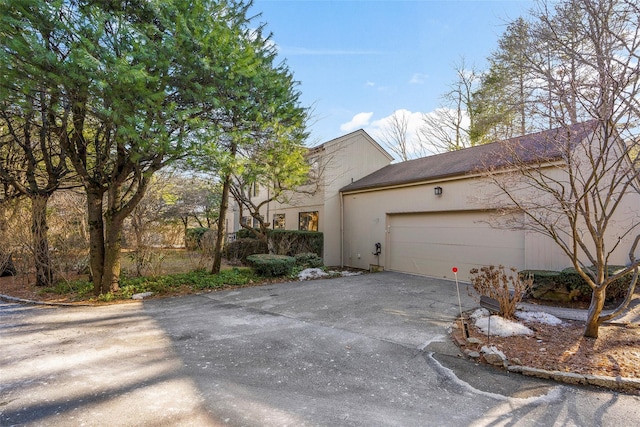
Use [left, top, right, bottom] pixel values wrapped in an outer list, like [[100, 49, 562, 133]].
[[299, 211, 319, 232], [273, 213, 286, 230], [242, 216, 260, 228]]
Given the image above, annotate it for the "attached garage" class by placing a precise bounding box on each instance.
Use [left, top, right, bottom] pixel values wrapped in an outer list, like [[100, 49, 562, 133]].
[[339, 123, 623, 278], [386, 211, 525, 280]]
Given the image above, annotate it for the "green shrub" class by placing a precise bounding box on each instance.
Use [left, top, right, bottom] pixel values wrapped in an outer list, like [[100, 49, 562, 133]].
[[185, 227, 210, 250], [521, 266, 634, 303], [268, 229, 323, 257], [119, 268, 256, 292], [59, 268, 257, 301], [561, 266, 632, 302], [223, 238, 268, 263], [246, 253, 296, 277], [236, 228, 261, 239], [40, 279, 94, 299], [294, 252, 323, 268]]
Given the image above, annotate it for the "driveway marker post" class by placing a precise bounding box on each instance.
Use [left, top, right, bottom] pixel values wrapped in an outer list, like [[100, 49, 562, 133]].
[[452, 267, 469, 338]]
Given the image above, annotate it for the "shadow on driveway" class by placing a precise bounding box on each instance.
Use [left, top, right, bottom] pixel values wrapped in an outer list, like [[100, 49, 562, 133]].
[[3, 272, 639, 426]]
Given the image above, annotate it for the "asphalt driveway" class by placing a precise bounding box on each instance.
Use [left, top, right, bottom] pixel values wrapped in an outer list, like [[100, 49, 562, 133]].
[[2, 271, 639, 426]]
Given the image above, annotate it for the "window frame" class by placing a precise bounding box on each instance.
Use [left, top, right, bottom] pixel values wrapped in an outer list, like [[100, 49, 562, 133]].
[[298, 211, 319, 232]]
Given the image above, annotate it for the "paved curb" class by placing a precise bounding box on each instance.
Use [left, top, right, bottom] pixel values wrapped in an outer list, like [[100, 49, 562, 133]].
[[507, 365, 640, 393]]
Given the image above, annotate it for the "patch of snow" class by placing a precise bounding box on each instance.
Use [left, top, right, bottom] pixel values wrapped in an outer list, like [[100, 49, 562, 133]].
[[471, 307, 562, 336], [298, 268, 364, 281], [340, 270, 362, 277], [516, 311, 563, 326], [132, 291, 154, 300], [474, 315, 534, 337], [327, 270, 362, 277], [469, 308, 490, 321], [298, 268, 329, 281]]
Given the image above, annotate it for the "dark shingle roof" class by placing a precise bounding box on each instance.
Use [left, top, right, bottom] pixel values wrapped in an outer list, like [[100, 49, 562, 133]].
[[340, 121, 598, 193]]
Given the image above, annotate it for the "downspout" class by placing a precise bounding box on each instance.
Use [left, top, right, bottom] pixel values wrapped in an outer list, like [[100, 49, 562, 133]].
[[340, 190, 344, 268]]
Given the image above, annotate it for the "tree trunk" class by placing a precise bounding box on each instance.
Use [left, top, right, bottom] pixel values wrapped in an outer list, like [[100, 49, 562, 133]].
[[211, 174, 230, 274], [584, 286, 606, 338], [102, 212, 124, 293], [31, 193, 54, 287], [86, 190, 106, 295], [181, 216, 188, 248]]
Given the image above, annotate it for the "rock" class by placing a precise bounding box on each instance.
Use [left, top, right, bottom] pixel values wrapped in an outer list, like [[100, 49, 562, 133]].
[[510, 357, 522, 366], [132, 292, 154, 300], [465, 350, 481, 359], [466, 337, 483, 345], [481, 345, 508, 367]]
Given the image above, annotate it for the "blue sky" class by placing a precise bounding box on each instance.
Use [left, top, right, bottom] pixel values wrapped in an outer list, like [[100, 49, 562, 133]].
[[250, 0, 536, 148]]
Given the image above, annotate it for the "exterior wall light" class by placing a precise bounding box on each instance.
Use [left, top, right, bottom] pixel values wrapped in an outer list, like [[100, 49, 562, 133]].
[[434, 186, 443, 196]]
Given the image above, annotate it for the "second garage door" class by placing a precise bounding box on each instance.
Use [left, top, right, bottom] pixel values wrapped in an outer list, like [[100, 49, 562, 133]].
[[387, 211, 525, 280]]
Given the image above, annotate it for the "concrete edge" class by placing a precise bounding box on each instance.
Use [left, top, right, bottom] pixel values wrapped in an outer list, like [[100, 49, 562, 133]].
[[0, 293, 95, 307], [507, 365, 640, 393]]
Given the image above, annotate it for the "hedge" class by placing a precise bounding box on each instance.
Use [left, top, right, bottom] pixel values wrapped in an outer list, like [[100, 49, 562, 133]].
[[246, 254, 296, 277], [268, 229, 323, 257], [223, 238, 268, 264], [521, 266, 633, 303], [236, 228, 261, 239], [294, 252, 323, 268]]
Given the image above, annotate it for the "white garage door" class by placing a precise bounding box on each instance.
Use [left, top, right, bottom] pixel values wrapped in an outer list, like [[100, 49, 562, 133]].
[[387, 211, 525, 280]]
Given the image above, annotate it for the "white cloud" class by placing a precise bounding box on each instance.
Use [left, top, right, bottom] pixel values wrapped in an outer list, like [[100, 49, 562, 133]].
[[365, 81, 375, 87], [409, 73, 428, 84], [337, 108, 471, 159], [340, 112, 374, 132], [365, 109, 431, 158], [369, 109, 423, 135]]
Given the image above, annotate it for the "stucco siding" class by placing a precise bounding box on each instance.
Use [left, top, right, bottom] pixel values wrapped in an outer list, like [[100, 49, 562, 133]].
[[342, 172, 639, 278], [341, 180, 527, 279]]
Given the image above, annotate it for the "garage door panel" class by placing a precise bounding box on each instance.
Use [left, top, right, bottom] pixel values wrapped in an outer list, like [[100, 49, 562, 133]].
[[391, 224, 522, 247], [388, 212, 524, 280]]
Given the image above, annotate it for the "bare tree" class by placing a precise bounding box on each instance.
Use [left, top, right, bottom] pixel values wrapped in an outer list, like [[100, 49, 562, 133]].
[[377, 110, 413, 161], [419, 59, 479, 152], [486, 0, 640, 338], [420, 108, 470, 153]]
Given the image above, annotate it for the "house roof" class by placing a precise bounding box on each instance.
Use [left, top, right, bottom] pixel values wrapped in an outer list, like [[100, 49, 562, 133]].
[[340, 121, 598, 193], [308, 129, 394, 162]]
